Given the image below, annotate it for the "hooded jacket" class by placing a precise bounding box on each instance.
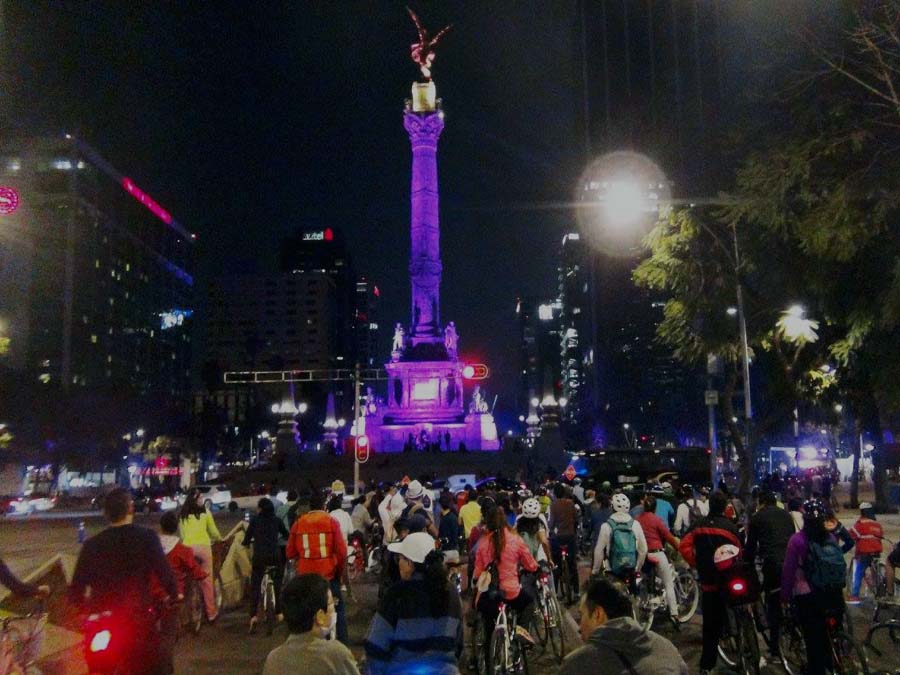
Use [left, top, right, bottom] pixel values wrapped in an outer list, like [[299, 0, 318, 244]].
[[559, 617, 688, 675]]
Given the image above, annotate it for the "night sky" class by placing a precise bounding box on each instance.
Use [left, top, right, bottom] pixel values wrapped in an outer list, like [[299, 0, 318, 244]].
[[0, 1, 836, 412]]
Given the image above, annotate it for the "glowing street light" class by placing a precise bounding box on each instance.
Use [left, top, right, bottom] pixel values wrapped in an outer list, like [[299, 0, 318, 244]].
[[530, 397, 540, 408], [297, 402, 308, 414], [604, 180, 645, 228], [778, 304, 819, 345], [726, 307, 738, 317], [834, 404, 844, 413], [270, 403, 280, 414]]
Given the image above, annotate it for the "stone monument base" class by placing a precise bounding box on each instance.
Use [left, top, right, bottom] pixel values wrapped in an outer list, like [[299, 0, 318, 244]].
[[363, 412, 499, 452]]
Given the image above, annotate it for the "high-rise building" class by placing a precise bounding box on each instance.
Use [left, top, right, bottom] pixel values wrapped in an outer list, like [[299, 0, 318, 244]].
[[516, 296, 562, 415], [354, 276, 380, 368], [0, 135, 194, 400], [557, 232, 595, 441]]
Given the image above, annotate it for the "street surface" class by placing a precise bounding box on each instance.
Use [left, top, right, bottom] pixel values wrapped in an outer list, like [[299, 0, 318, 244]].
[[2, 500, 898, 673]]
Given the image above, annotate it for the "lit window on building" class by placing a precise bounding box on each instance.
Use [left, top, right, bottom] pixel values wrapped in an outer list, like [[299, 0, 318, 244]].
[[90, 335, 97, 344], [38, 374, 50, 383]]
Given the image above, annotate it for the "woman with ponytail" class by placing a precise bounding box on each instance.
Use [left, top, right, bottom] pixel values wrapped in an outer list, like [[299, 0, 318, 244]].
[[364, 532, 462, 674]]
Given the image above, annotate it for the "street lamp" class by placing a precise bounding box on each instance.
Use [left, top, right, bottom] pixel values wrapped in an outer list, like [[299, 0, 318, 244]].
[[297, 402, 308, 414], [778, 305, 819, 345]]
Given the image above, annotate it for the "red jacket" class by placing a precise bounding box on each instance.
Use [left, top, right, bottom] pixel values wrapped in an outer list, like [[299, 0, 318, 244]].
[[636, 511, 678, 552], [849, 517, 883, 556], [152, 536, 206, 601]]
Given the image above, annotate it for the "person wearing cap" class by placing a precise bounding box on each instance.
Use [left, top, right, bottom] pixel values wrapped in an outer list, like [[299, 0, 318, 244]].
[[847, 502, 883, 603], [399, 480, 439, 538], [364, 532, 462, 675]]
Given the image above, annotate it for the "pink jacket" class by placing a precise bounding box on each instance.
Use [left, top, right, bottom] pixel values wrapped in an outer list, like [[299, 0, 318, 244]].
[[473, 530, 538, 600]]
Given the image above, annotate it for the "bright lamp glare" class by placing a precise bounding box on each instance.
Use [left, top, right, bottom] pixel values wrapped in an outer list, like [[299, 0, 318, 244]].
[[270, 404, 280, 414], [604, 180, 644, 227], [297, 402, 308, 414], [463, 365, 475, 378], [90, 630, 112, 653]]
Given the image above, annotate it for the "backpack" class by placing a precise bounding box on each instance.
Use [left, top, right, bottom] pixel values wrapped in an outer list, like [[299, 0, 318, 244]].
[[608, 517, 638, 575], [687, 499, 704, 526], [803, 538, 847, 591]]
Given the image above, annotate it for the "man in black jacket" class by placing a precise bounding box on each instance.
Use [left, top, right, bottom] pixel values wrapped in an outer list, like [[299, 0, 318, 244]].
[[70, 487, 179, 675], [744, 490, 795, 658], [244, 497, 289, 632], [679, 491, 742, 675]]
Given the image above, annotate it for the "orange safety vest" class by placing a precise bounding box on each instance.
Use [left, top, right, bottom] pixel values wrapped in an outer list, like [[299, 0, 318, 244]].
[[288, 511, 340, 579]]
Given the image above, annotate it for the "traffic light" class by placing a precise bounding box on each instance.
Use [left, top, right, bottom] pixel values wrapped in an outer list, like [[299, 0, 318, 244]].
[[355, 435, 370, 464], [462, 364, 489, 380]]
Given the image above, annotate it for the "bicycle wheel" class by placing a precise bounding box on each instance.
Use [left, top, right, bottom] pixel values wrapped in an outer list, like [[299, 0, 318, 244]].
[[190, 583, 204, 634], [558, 565, 572, 607], [347, 549, 362, 582], [214, 575, 224, 614], [489, 628, 507, 675], [674, 569, 699, 623], [718, 609, 739, 668], [264, 579, 277, 636], [468, 612, 487, 675], [779, 618, 808, 675], [830, 631, 870, 675], [635, 577, 654, 631], [531, 593, 548, 647], [735, 608, 760, 675], [510, 632, 530, 675], [546, 592, 566, 662]]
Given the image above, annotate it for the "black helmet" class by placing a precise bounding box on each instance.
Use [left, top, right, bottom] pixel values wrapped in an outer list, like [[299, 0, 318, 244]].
[[680, 484, 694, 498], [802, 498, 827, 528]]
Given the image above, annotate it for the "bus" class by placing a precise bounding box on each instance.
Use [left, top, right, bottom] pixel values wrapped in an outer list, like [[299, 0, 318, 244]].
[[575, 446, 712, 488]]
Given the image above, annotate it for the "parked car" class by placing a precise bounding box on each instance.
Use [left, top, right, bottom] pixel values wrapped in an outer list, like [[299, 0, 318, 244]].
[[193, 484, 232, 511], [8, 493, 57, 515], [132, 488, 182, 514]]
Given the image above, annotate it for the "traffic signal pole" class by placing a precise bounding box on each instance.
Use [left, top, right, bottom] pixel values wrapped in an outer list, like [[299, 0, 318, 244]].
[[352, 363, 361, 499]]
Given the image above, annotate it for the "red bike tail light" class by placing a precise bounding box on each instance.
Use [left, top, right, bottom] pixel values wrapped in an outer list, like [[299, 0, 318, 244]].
[[540, 573, 549, 583], [89, 629, 112, 653], [729, 579, 746, 594]]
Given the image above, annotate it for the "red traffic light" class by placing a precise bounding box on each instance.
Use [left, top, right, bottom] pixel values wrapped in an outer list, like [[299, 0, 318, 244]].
[[355, 435, 370, 464], [462, 364, 489, 380]]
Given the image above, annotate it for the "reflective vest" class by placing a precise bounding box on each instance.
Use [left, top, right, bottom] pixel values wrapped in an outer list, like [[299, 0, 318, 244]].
[[288, 511, 340, 579]]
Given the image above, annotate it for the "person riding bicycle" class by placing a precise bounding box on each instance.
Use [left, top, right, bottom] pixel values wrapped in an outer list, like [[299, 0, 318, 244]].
[[677, 490, 741, 675], [674, 484, 708, 536], [591, 493, 648, 578], [398, 481, 439, 538], [781, 498, 848, 675], [70, 488, 179, 675], [287, 491, 349, 644], [847, 501, 883, 603], [472, 501, 539, 665], [244, 497, 290, 632], [636, 495, 681, 625], [179, 487, 222, 623], [437, 493, 461, 564], [885, 538, 900, 599], [560, 575, 687, 675], [548, 483, 579, 599], [743, 490, 795, 659], [364, 532, 463, 674], [350, 493, 374, 546], [517, 497, 553, 564]]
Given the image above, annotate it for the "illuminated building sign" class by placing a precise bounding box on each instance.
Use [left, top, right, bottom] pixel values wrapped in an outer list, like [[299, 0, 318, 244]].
[[0, 187, 20, 215], [159, 309, 193, 330], [302, 228, 334, 242], [121, 177, 172, 225]]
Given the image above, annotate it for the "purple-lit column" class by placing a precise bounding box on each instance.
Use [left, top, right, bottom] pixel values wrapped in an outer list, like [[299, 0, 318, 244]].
[[403, 109, 445, 342]]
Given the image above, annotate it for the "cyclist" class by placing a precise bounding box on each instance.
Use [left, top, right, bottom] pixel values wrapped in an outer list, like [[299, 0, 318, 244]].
[[517, 497, 553, 563], [548, 483, 579, 599], [781, 498, 847, 675], [70, 488, 179, 674], [677, 491, 741, 675], [560, 575, 687, 675], [472, 501, 539, 662], [458, 488, 482, 542], [244, 497, 289, 632], [0, 559, 49, 599], [398, 481, 438, 537], [744, 490, 795, 658], [179, 487, 222, 623], [276, 490, 298, 559], [287, 491, 349, 643], [350, 493, 375, 545], [591, 493, 647, 578], [437, 493, 461, 563], [885, 538, 900, 599], [365, 532, 462, 674], [635, 495, 680, 625], [674, 484, 708, 536], [847, 501, 883, 603], [328, 494, 353, 544]]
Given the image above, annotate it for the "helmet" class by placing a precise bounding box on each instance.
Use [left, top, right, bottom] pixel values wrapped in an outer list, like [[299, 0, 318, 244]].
[[649, 483, 664, 495], [600, 480, 612, 492], [660, 481, 672, 492], [612, 493, 631, 514], [860, 501, 875, 517], [573, 477, 582, 485], [522, 498, 541, 519], [802, 498, 827, 527], [680, 484, 694, 498], [331, 480, 345, 495], [714, 544, 741, 571], [517, 488, 533, 499]]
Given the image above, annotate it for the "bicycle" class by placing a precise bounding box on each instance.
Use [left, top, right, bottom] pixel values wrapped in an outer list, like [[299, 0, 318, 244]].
[[487, 600, 530, 675], [633, 558, 699, 631], [716, 566, 762, 675], [531, 565, 566, 663], [777, 605, 807, 675], [251, 565, 279, 636], [824, 606, 870, 674], [555, 544, 575, 606], [347, 533, 366, 582], [185, 576, 204, 635], [0, 600, 46, 675]]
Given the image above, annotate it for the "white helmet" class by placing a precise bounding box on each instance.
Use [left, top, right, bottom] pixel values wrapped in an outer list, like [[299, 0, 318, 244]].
[[522, 498, 541, 519], [714, 544, 740, 571], [612, 493, 631, 514]]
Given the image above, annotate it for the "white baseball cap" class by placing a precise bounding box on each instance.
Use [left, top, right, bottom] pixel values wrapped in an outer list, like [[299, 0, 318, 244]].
[[406, 480, 425, 499], [387, 532, 435, 564]]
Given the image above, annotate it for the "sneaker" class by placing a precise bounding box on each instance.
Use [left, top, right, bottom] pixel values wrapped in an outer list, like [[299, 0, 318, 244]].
[[847, 596, 862, 604]]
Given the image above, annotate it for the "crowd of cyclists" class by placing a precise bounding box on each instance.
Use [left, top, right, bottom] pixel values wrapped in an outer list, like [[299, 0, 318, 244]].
[[1, 469, 894, 674]]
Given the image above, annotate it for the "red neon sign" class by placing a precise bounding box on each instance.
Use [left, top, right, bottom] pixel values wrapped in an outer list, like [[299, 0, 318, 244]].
[[121, 177, 172, 224], [0, 187, 20, 215]]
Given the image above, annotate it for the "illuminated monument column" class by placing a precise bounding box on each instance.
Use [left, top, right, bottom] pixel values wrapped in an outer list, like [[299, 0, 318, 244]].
[[363, 70, 498, 451]]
